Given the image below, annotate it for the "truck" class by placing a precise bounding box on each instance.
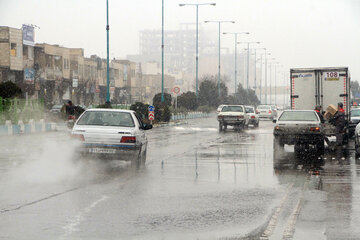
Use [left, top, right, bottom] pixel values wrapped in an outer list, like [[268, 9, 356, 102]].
[[290, 67, 350, 138]]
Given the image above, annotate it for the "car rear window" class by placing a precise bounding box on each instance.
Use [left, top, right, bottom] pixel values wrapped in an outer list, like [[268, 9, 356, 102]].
[[351, 109, 360, 117], [245, 107, 254, 113], [221, 106, 243, 112], [278, 111, 318, 121], [77, 111, 135, 127]]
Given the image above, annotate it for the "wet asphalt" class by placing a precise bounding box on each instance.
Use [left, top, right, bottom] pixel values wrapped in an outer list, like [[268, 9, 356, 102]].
[[0, 116, 359, 239]]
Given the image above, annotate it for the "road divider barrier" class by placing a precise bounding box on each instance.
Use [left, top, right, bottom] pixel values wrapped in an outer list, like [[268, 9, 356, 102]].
[[0, 119, 62, 136], [170, 112, 210, 121]]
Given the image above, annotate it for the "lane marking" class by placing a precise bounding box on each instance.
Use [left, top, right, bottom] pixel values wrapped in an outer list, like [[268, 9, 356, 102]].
[[282, 180, 309, 240], [0, 187, 80, 214], [62, 195, 109, 237], [260, 183, 294, 239]]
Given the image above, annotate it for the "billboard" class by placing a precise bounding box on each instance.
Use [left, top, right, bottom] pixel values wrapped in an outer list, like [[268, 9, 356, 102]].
[[22, 24, 35, 46], [24, 68, 35, 84]]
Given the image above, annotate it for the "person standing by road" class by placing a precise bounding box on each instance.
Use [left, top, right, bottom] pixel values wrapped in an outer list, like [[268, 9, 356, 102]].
[[315, 105, 324, 123], [330, 102, 346, 159]]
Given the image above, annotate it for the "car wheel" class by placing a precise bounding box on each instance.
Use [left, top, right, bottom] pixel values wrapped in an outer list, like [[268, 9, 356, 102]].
[[255, 121, 259, 128], [316, 139, 325, 156], [135, 147, 146, 167], [219, 122, 223, 132], [273, 136, 285, 161], [224, 124, 227, 130]]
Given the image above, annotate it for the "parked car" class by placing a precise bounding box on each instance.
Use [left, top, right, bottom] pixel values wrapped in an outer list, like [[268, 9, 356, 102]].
[[217, 105, 249, 131], [256, 105, 277, 120], [245, 105, 259, 127], [71, 109, 152, 162]]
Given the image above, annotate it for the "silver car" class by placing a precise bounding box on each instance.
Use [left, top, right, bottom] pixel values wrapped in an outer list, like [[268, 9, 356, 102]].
[[256, 105, 277, 120], [71, 109, 152, 162], [245, 105, 259, 127]]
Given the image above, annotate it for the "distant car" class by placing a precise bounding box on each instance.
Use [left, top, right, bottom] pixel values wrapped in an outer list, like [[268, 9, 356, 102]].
[[217, 105, 249, 131], [256, 105, 277, 120], [49, 104, 63, 113], [245, 105, 259, 127], [71, 109, 152, 162]]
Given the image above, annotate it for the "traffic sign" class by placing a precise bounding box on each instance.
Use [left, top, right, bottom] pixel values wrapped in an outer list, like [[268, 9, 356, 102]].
[[148, 105, 155, 112], [148, 111, 155, 121], [172, 86, 180, 95]]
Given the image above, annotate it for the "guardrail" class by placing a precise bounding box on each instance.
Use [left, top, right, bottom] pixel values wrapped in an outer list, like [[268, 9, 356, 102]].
[[0, 119, 59, 136], [170, 112, 210, 121]]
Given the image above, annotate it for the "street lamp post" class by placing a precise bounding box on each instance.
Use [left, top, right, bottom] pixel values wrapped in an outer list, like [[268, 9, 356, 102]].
[[252, 48, 265, 92], [106, 0, 110, 104], [161, 0, 164, 102], [256, 55, 263, 103], [268, 59, 276, 104], [223, 32, 249, 94], [274, 64, 282, 106], [237, 42, 260, 90], [264, 52, 271, 104], [205, 20, 235, 97], [179, 3, 216, 97]]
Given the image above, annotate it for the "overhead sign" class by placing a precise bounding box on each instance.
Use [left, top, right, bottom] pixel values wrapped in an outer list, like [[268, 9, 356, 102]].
[[22, 24, 35, 46], [148, 111, 155, 121], [148, 105, 155, 112]]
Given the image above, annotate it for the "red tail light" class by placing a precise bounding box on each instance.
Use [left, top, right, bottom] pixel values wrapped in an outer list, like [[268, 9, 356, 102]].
[[251, 116, 255, 119], [268, 110, 272, 114], [121, 136, 136, 143], [310, 127, 320, 132], [71, 134, 85, 141]]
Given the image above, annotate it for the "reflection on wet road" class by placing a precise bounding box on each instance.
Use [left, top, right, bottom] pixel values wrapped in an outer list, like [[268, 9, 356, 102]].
[[0, 117, 360, 239]]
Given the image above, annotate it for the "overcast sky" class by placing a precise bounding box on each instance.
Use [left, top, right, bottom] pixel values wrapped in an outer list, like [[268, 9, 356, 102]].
[[1, 0, 359, 80]]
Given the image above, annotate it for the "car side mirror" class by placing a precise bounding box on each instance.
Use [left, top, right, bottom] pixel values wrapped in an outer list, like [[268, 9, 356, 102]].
[[272, 119, 277, 123], [143, 124, 153, 130]]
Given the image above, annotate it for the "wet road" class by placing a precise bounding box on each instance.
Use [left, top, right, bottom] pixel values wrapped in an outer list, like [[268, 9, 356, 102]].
[[0, 117, 360, 239]]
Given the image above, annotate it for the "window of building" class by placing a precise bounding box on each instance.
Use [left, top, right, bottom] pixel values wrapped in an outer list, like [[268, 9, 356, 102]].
[[23, 46, 28, 59], [10, 43, 17, 56]]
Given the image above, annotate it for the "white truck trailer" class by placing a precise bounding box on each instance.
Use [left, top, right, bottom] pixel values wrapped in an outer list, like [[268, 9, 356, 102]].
[[290, 67, 350, 138]]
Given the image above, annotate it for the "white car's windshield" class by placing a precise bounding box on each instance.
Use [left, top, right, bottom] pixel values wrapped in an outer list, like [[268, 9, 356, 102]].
[[77, 111, 135, 127], [279, 111, 318, 121], [221, 106, 243, 112]]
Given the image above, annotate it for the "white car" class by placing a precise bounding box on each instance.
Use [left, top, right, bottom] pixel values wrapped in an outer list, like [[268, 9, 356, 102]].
[[245, 105, 259, 127], [71, 108, 152, 162], [217, 105, 249, 131], [256, 105, 277, 120]]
